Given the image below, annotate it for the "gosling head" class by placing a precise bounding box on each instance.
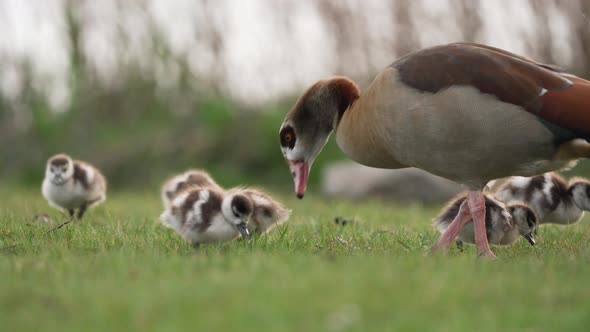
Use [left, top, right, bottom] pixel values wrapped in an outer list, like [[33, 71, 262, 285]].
[[222, 192, 253, 238], [46, 154, 74, 185], [507, 203, 538, 246]]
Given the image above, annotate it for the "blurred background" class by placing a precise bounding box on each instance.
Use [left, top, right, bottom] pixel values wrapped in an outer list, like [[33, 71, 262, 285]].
[[1, 0, 590, 196]]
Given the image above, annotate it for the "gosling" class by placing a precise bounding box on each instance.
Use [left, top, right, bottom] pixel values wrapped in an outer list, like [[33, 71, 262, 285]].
[[433, 193, 537, 251], [41, 153, 107, 219], [495, 172, 590, 225], [159, 187, 252, 246]]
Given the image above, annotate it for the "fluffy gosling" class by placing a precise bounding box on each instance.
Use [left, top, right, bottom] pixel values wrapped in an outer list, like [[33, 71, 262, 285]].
[[162, 169, 291, 235], [41, 153, 107, 219], [495, 172, 590, 225], [433, 193, 537, 250], [159, 187, 253, 246]]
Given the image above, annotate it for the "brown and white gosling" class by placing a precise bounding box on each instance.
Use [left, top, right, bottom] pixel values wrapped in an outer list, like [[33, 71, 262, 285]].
[[495, 173, 590, 225], [159, 187, 253, 246], [237, 188, 292, 234], [42, 153, 107, 219], [162, 169, 291, 235], [433, 193, 538, 251], [161, 169, 222, 207]]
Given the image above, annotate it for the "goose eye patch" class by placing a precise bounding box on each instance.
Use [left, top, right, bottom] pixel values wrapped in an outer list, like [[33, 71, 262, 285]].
[[280, 126, 296, 149]]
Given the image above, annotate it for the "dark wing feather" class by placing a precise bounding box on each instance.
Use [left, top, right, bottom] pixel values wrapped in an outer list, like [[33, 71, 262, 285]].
[[392, 43, 590, 138], [73, 163, 90, 190]]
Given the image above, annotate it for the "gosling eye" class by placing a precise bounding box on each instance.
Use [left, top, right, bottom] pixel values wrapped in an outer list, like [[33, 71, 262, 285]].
[[233, 212, 240, 218]]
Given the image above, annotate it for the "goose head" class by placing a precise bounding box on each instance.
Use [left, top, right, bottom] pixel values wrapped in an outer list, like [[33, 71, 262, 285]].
[[279, 77, 360, 198]]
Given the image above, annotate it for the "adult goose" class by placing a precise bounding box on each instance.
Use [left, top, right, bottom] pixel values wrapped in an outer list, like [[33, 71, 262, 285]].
[[278, 42, 590, 258]]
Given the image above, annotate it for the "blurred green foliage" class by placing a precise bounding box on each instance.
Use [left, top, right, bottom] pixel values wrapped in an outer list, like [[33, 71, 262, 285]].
[[0, 3, 349, 192], [0, 65, 346, 192]]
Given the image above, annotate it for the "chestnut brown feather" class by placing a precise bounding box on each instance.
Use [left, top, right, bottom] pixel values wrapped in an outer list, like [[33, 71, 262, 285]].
[[393, 43, 590, 139]]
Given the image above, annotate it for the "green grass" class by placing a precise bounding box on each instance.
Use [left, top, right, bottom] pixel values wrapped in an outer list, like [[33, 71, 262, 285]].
[[1, 188, 590, 332]]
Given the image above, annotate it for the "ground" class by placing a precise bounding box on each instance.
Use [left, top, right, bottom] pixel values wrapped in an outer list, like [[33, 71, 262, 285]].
[[1, 188, 590, 332]]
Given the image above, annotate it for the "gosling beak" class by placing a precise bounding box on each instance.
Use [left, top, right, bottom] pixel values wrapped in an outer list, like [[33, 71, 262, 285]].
[[523, 233, 536, 246], [236, 222, 250, 238], [288, 160, 309, 199]]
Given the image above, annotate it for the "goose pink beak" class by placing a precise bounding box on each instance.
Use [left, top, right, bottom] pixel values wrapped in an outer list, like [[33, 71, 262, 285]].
[[288, 160, 309, 199]]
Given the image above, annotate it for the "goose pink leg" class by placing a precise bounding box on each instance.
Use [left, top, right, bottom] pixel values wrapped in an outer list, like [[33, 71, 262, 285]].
[[467, 191, 496, 258], [432, 190, 496, 258], [432, 200, 472, 252]]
